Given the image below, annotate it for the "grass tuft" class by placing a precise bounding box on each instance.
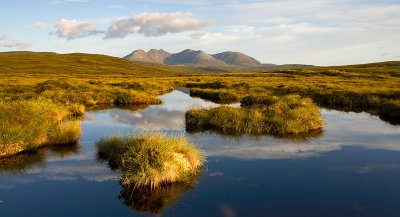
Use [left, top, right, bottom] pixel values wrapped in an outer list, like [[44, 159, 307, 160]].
[[186, 95, 324, 136], [0, 100, 81, 158], [241, 94, 277, 107], [96, 132, 204, 188], [189, 88, 239, 104], [67, 103, 85, 117]]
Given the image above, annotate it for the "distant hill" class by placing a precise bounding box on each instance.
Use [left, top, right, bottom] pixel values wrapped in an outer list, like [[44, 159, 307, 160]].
[[164, 49, 228, 67], [212, 51, 261, 67], [0, 51, 190, 77], [0, 51, 261, 76], [1, 51, 398, 77], [124, 49, 171, 64], [124, 49, 263, 67]]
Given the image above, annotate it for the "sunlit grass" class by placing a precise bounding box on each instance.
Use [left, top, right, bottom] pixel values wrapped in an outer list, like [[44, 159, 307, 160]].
[[186, 95, 324, 135], [0, 52, 398, 123], [96, 132, 204, 188], [0, 100, 82, 157], [189, 88, 238, 104], [0, 52, 398, 159]]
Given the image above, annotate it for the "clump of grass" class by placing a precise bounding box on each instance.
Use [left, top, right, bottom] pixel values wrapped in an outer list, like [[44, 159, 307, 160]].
[[0, 100, 81, 158], [264, 95, 324, 135], [186, 95, 323, 136], [190, 88, 238, 104], [114, 93, 132, 105], [114, 91, 163, 105], [46, 120, 81, 145], [241, 94, 277, 107], [67, 103, 85, 117], [186, 81, 227, 89], [96, 132, 204, 188]]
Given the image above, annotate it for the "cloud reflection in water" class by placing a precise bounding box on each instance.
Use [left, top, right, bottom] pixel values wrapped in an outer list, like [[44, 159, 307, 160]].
[[82, 90, 400, 160]]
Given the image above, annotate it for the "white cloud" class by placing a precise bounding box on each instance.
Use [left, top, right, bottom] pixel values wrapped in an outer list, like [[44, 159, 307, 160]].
[[0, 34, 31, 49], [33, 21, 47, 29], [55, 18, 103, 39], [105, 12, 211, 38], [190, 32, 239, 44]]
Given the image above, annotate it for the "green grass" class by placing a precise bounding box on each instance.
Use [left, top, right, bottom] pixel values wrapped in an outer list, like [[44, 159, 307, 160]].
[[186, 95, 324, 136], [96, 132, 204, 188], [0, 100, 82, 157], [189, 88, 239, 104]]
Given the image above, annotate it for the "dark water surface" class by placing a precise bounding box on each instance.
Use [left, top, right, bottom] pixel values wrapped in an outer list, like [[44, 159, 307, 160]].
[[1, 90, 400, 217]]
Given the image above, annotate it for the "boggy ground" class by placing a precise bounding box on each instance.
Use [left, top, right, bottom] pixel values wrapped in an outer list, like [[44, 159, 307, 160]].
[[0, 52, 399, 157], [180, 63, 400, 124]]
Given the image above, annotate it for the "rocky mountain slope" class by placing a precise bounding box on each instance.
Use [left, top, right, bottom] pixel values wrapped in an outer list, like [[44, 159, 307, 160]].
[[212, 51, 261, 67], [124, 49, 171, 64], [124, 49, 261, 67]]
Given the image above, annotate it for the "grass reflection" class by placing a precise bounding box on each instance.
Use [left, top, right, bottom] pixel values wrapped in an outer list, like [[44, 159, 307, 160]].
[[0, 143, 80, 174], [119, 174, 199, 214]]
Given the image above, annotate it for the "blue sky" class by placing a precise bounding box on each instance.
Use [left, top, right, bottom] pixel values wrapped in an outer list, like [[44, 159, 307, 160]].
[[0, 0, 399, 65]]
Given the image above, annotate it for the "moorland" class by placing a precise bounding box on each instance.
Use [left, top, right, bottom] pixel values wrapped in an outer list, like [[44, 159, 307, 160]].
[[1, 51, 399, 159]]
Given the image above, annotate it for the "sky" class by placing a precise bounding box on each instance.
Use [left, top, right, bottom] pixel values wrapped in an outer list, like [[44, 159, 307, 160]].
[[0, 0, 399, 66]]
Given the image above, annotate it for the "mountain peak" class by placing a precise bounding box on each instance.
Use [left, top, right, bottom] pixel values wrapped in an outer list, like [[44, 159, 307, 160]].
[[182, 49, 196, 53], [124, 49, 171, 64], [123, 49, 262, 67], [164, 49, 227, 67], [212, 51, 261, 67]]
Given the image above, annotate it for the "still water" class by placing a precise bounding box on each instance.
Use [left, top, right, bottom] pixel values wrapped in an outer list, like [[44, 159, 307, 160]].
[[1, 90, 400, 217]]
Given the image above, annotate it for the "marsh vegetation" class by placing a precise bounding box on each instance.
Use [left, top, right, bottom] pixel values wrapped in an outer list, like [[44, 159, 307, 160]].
[[0, 52, 399, 158], [1, 88, 399, 216], [0, 100, 82, 157], [186, 95, 323, 136], [96, 132, 204, 188]]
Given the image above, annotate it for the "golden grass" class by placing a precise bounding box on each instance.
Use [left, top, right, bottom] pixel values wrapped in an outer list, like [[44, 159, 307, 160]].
[[0, 52, 398, 124], [96, 132, 204, 188], [186, 95, 324, 135], [0, 100, 82, 158]]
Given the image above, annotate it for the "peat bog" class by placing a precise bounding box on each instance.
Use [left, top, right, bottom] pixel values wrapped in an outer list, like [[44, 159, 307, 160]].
[[0, 90, 399, 217]]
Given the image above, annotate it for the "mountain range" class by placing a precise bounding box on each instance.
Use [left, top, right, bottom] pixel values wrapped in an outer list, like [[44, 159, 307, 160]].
[[124, 49, 262, 67]]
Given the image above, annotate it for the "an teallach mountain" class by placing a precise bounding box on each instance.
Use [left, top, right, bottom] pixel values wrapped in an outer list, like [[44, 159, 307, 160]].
[[124, 49, 262, 67]]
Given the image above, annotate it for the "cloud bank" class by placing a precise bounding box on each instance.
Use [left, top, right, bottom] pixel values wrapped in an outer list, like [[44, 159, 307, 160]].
[[105, 12, 210, 38], [55, 19, 103, 39], [50, 13, 209, 40], [0, 34, 31, 49]]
